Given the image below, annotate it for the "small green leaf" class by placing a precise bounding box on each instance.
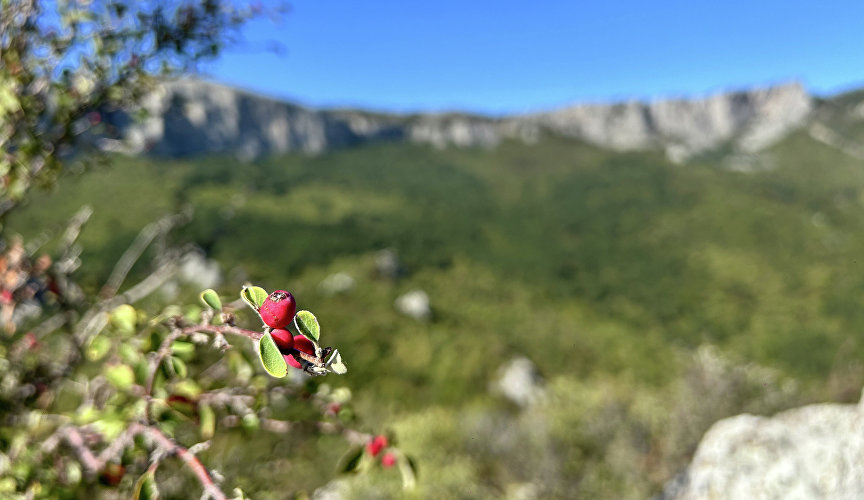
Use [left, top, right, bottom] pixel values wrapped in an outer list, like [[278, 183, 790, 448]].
[[110, 304, 137, 334], [199, 289, 222, 311], [399, 455, 418, 490], [240, 286, 268, 311], [294, 310, 320, 343], [171, 341, 195, 359], [133, 468, 158, 500], [336, 445, 364, 474], [170, 356, 188, 379], [199, 403, 215, 440], [104, 363, 135, 390], [173, 379, 202, 399], [86, 335, 111, 361], [118, 344, 141, 365], [326, 349, 348, 375], [257, 333, 288, 378], [242, 413, 260, 431]]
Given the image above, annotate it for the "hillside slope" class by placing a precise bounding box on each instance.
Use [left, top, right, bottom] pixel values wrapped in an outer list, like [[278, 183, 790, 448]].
[[14, 86, 864, 497]]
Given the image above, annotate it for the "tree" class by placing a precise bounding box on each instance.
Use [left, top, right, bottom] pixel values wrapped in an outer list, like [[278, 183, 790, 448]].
[[0, 0, 254, 220], [0, 2, 415, 497]]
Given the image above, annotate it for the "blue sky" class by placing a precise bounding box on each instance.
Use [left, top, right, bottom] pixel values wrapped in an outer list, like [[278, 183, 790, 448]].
[[205, 1, 864, 115]]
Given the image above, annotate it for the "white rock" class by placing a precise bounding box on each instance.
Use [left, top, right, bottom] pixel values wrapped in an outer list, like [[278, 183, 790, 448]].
[[394, 289, 430, 320], [491, 357, 545, 408], [178, 250, 222, 290], [318, 272, 355, 295], [375, 249, 401, 279], [660, 395, 864, 500]]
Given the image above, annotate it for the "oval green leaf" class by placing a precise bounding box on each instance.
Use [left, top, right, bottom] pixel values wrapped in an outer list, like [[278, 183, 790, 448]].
[[336, 445, 364, 474], [170, 356, 188, 379], [199, 403, 215, 440], [171, 341, 195, 359], [400, 454, 418, 490], [199, 289, 222, 311], [104, 363, 135, 390], [258, 332, 288, 378], [86, 335, 111, 361], [240, 286, 268, 311], [133, 469, 158, 500], [294, 310, 320, 343]]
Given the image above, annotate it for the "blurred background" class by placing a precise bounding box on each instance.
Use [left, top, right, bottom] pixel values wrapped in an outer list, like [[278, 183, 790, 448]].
[[6, 1, 864, 498]]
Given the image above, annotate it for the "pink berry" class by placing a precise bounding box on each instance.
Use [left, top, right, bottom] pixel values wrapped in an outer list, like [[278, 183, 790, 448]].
[[366, 435, 388, 457], [293, 334, 316, 356], [284, 354, 302, 370], [381, 452, 397, 468], [270, 328, 294, 353], [259, 290, 296, 329]]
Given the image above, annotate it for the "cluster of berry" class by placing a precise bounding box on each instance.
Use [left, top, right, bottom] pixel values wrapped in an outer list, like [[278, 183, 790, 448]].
[[256, 290, 314, 371], [367, 435, 397, 468]]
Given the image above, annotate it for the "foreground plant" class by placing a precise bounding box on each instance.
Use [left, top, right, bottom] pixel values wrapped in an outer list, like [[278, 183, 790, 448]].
[[0, 276, 414, 498]]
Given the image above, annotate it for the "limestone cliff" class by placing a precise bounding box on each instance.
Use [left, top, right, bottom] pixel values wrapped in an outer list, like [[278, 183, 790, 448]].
[[108, 79, 815, 162]]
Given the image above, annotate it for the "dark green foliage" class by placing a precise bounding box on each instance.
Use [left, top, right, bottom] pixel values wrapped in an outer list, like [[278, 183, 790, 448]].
[[13, 132, 864, 386]]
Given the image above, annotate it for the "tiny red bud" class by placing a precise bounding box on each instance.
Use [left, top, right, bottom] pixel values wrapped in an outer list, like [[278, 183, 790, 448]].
[[259, 290, 296, 329], [367, 435, 388, 457], [99, 463, 125, 486], [381, 452, 397, 468], [23, 332, 38, 350]]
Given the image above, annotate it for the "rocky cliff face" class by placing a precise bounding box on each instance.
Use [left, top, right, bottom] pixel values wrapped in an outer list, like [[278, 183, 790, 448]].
[[110, 79, 814, 162]]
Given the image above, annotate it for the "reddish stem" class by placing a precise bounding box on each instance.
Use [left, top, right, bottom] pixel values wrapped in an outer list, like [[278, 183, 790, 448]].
[[59, 423, 226, 500]]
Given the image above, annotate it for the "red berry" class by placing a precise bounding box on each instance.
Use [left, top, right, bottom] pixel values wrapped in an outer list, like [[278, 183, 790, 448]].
[[284, 354, 302, 370], [293, 334, 316, 356], [366, 435, 388, 457], [381, 452, 397, 468], [270, 328, 294, 353], [259, 290, 296, 329]]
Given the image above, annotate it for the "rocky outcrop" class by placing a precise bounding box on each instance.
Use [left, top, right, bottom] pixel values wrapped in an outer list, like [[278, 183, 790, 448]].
[[659, 393, 864, 500], [516, 83, 812, 162], [109, 79, 814, 163]]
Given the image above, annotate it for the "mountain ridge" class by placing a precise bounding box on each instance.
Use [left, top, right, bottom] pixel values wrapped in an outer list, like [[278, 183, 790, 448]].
[[105, 79, 839, 163]]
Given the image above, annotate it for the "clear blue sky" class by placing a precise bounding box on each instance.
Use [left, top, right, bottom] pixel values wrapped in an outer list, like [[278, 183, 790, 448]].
[[205, 0, 864, 115]]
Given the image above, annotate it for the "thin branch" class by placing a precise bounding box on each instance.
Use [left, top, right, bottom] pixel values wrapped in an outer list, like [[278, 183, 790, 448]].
[[57, 206, 94, 256], [29, 312, 71, 339], [131, 422, 226, 500], [73, 258, 178, 345], [144, 323, 264, 422], [100, 212, 187, 298], [55, 423, 226, 500]]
